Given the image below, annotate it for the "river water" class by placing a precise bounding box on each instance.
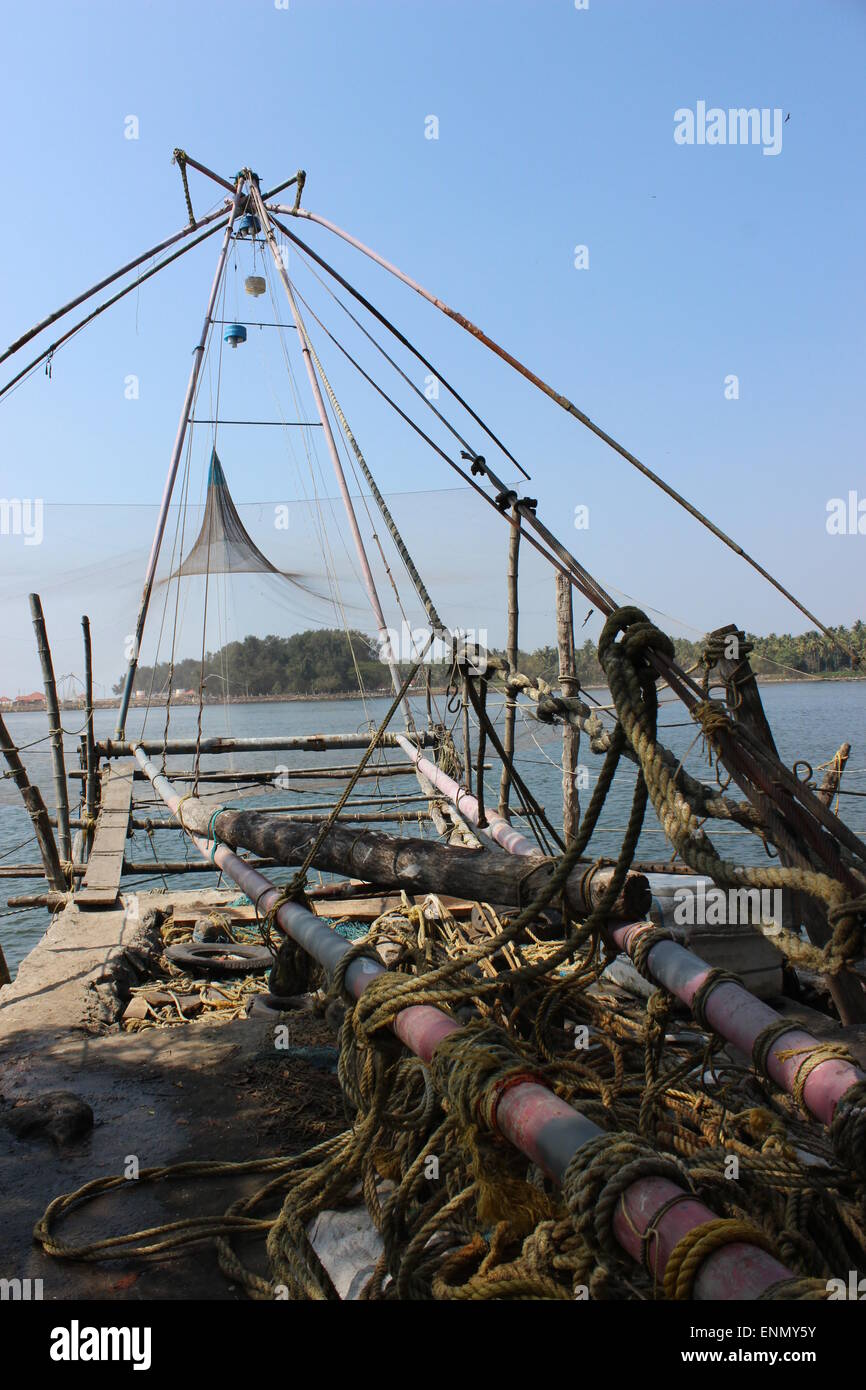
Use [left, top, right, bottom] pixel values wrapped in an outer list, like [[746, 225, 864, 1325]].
[[1, 682, 864, 977]]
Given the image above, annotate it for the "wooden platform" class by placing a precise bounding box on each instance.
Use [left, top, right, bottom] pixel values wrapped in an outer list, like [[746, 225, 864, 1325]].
[[75, 763, 134, 908]]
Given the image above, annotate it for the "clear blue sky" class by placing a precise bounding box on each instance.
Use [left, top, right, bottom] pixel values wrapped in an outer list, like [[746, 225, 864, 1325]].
[[1, 0, 864, 692]]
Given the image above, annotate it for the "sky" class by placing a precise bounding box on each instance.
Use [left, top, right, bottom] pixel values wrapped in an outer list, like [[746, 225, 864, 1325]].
[[1, 0, 864, 694]]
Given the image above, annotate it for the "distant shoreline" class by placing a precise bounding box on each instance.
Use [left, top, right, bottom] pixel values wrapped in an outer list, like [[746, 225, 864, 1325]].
[[2, 672, 864, 714]]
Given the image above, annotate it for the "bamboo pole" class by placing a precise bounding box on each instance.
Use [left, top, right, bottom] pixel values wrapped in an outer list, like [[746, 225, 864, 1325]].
[[114, 178, 245, 738], [555, 572, 581, 844], [100, 731, 437, 758], [275, 205, 852, 662], [28, 594, 71, 865], [0, 218, 230, 405], [0, 712, 65, 891], [81, 616, 97, 858], [249, 180, 414, 731], [0, 204, 231, 368], [498, 506, 520, 819]]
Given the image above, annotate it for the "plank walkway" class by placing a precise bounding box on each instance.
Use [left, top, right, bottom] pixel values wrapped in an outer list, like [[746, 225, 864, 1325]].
[[75, 763, 134, 908]]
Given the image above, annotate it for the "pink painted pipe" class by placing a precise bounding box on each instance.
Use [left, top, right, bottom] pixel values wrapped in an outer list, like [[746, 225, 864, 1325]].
[[609, 921, 865, 1126], [614, 1177, 791, 1300], [395, 734, 539, 857], [132, 747, 799, 1299]]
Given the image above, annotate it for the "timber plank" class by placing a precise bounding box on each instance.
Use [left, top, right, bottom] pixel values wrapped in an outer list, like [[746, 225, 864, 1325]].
[[75, 765, 134, 908]]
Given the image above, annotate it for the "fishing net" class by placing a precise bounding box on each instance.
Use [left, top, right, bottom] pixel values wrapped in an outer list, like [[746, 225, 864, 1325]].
[[166, 450, 317, 597]]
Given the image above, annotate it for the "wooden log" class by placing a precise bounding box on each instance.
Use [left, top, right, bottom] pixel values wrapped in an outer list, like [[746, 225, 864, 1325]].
[[177, 801, 651, 922], [499, 506, 520, 819], [817, 742, 851, 807], [555, 571, 581, 844], [0, 711, 65, 891], [7, 892, 68, 910], [29, 594, 71, 864]]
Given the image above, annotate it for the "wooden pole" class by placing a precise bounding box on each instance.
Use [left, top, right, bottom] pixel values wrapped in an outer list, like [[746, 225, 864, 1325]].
[[0, 204, 231, 369], [0, 219, 230, 406], [114, 178, 245, 738], [130, 754, 651, 921], [708, 625, 866, 1025], [28, 594, 71, 865], [499, 506, 520, 819], [0, 712, 65, 891], [555, 572, 581, 844], [817, 742, 851, 808], [100, 731, 437, 758], [81, 616, 97, 857], [249, 180, 413, 730]]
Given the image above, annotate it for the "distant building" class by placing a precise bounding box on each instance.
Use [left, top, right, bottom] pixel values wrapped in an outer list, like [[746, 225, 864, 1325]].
[[17, 692, 46, 707]]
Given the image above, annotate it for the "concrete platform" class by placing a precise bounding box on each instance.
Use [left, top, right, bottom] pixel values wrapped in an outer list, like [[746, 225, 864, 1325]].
[[0, 888, 344, 1300]]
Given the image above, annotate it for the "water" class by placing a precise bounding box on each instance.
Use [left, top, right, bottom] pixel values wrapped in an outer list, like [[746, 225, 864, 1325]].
[[2, 683, 864, 978]]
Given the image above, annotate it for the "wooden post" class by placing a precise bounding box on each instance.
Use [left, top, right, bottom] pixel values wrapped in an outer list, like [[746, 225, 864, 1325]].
[[81, 616, 97, 857], [29, 594, 71, 865], [0, 712, 65, 891], [462, 674, 473, 795], [817, 742, 851, 808], [556, 572, 581, 844], [499, 506, 520, 819], [708, 625, 866, 1025]]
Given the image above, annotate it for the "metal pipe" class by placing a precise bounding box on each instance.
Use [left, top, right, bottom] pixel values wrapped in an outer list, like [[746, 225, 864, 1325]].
[[394, 733, 538, 857], [29, 594, 71, 865], [0, 204, 231, 368], [608, 920, 866, 1128], [114, 180, 245, 739], [131, 743, 794, 1299]]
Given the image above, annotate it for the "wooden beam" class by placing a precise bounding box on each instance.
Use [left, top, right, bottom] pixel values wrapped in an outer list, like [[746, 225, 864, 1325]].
[[75, 765, 135, 908]]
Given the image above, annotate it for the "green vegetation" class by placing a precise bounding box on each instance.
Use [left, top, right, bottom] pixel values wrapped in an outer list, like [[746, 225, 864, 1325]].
[[120, 622, 866, 699]]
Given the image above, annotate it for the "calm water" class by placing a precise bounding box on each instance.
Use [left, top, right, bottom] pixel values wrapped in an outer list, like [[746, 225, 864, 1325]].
[[2, 683, 864, 977]]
